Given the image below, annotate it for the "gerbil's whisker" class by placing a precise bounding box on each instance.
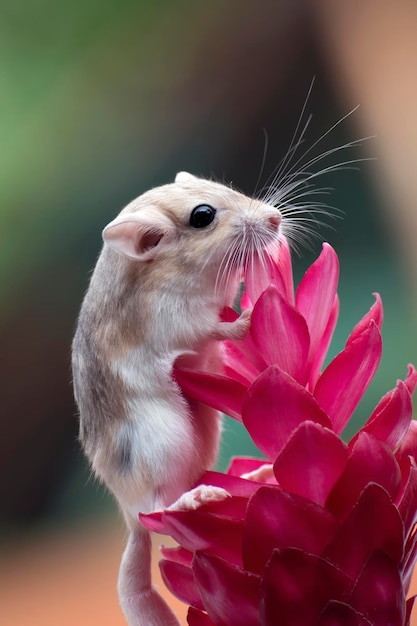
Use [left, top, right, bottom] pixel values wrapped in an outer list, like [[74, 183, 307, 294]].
[[252, 128, 269, 199], [263, 77, 316, 195], [255, 84, 373, 253], [267, 106, 363, 195], [215, 238, 241, 296]]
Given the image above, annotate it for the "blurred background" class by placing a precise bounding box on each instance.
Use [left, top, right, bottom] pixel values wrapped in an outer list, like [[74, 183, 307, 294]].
[[1, 1, 416, 624]]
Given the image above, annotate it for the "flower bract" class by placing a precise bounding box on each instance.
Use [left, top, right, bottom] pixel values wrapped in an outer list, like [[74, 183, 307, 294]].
[[141, 239, 417, 626]]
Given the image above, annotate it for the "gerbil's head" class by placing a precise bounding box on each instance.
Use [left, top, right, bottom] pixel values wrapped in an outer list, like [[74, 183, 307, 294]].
[[102, 172, 281, 299]]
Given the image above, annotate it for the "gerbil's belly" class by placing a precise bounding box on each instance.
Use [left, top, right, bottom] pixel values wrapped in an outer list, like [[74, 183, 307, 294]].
[[93, 388, 222, 520]]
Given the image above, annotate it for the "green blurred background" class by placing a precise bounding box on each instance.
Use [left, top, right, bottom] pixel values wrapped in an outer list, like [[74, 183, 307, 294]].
[[0, 0, 416, 604]]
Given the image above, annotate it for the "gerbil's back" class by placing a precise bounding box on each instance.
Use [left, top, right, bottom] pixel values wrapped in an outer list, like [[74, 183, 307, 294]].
[[72, 249, 140, 456]]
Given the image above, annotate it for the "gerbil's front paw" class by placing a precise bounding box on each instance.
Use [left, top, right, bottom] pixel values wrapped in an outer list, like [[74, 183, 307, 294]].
[[168, 485, 231, 511], [212, 308, 252, 341]]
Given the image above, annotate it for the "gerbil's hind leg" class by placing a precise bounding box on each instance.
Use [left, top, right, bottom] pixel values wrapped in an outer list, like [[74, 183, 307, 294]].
[[118, 525, 179, 626]]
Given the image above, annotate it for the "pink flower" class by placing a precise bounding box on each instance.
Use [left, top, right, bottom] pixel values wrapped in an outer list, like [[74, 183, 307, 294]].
[[141, 240, 417, 626]]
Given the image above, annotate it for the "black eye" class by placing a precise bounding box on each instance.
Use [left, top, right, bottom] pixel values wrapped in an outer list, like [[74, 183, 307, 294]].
[[189, 204, 216, 228]]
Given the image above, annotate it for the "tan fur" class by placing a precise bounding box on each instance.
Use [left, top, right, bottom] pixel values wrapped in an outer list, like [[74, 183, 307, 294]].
[[72, 171, 282, 626]]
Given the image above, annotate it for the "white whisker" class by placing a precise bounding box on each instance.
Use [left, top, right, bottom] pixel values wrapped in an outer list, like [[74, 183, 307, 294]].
[[264, 77, 316, 193], [276, 106, 362, 187], [256, 86, 372, 253]]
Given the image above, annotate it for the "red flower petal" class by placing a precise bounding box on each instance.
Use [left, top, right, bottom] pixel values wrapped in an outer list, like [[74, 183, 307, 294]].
[[349, 551, 406, 626], [346, 293, 383, 346], [404, 364, 417, 396], [351, 380, 413, 452], [250, 286, 310, 384], [243, 486, 337, 575], [402, 531, 417, 592], [296, 243, 339, 382], [174, 366, 246, 421], [397, 420, 417, 466], [139, 510, 164, 533], [220, 309, 261, 384], [273, 421, 348, 506], [194, 494, 251, 520], [159, 559, 203, 610], [276, 235, 295, 304], [223, 341, 259, 385], [187, 608, 216, 626], [200, 470, 263, 499], [259, 548, 352, 626], [193, 552, 260, 626], [308, 294, 339, 390], [159, 508, 245, 567], [240, 289, 252, 310], [313, 321, 382, 434], [141, 472, 259, 537], [396, 458, 417, 534], [406, 597, 416, 625], [245, 239, 293, 305], [160, 545, 193, 566], [318, 601, 372, 626], [242, 365, 331, 460], [219, 310, 261, 384], [324, 483, 404, 581], [219, 306, 239, 323], [327, 433, 402, 522], [233, 329, 268, 373], [226, 456, 268, 478]]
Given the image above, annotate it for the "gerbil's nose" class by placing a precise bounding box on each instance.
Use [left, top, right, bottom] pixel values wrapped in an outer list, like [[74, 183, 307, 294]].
[[267, 212, 282, 231]]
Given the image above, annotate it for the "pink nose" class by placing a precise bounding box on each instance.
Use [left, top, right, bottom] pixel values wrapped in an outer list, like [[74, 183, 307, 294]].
[[268, 213, 282, 231]]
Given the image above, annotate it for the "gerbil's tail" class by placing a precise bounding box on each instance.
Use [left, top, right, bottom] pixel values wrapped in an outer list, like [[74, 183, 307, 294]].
[[118, 524, 179, 626]]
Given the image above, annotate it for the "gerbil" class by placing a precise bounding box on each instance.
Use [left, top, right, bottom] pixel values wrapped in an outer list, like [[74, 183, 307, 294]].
[[72, 171, 282, 626]]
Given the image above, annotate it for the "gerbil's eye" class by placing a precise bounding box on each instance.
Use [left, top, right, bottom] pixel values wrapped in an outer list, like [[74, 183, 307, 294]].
[[189, 204, 216, 228]]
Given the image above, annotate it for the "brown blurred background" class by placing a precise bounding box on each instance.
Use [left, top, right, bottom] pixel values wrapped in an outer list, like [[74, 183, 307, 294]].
[[1, 1, 416, 624]]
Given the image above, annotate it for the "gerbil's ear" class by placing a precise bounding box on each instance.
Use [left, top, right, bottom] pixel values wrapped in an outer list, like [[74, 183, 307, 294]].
[[102, 213, 175, 261], [175, 171, 197, 184]]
